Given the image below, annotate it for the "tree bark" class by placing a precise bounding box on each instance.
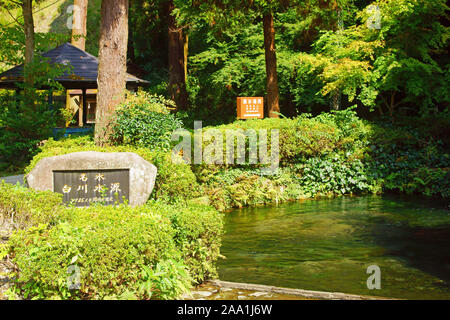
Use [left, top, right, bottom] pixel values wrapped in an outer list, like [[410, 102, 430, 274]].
[[183, 31, 188, 83], [168, 0, 188, 110], [71, 0, 88, 50], [95, 0, 129, 146], [263, 12, 280, 118], [22, 0, 35, 87]]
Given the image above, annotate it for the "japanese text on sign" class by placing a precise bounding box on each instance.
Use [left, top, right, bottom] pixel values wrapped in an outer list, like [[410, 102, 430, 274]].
[[53, 169, 130, 207], [237, 97, 264, 119]]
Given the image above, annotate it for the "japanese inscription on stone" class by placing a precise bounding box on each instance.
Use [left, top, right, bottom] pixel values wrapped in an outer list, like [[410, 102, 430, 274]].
[[53, 169, 130, 207], [27, 151, 157, 207]]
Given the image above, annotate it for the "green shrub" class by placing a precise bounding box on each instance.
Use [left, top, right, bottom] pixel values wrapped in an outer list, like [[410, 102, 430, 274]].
[[0, 55, 71, 168], [109, 91, 183, 151], [193, 111, 449, 205], [0, 182, 63, 237], [199, 159, 381, 212], [0, 92, 56, 168], [5, 136, 219, 299], [8, 204, 180, 299], [149, 150, 201, 202], [149, 201, 224, 283], [122, 90, 176, 114], [197, 110, 368, 167], [137, 259, 192, 300], [294, 156, 381, 197], [367, 117, 449, 197], [5, 192, 223, 299], [314, 108, 372, 157], [201, 168, 304, 211], [382, 166, 450, 198], [188, 110, 380, 210], [406, 167, 449, 198], [206, 117, 338, 165]]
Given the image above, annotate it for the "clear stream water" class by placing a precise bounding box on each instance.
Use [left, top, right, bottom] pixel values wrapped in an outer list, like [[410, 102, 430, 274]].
[[217, 195, 450, 299]]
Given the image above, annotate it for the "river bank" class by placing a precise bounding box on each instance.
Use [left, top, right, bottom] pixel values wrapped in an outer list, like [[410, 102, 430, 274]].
[[183, 280, 391, 300]]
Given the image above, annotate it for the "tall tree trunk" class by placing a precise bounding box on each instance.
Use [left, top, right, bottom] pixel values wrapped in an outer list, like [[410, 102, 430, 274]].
[[330, 89, 340, 111], [183, 31, 188, 83], [71, 0, 88, 50], [168, 0, 188, 110], [22, 0, 35, 88], [263, 12, 280, 118], [69, 0, 88, 127], [95, 0, 129, 146]]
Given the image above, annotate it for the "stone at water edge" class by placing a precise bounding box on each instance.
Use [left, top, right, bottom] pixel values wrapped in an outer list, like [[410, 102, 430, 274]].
[[194, 291, 213, 298], [249, 291, 268, 297]]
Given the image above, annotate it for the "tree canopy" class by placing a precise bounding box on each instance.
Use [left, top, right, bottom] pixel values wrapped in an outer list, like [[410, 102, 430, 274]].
[[0, 0, 448, 122]]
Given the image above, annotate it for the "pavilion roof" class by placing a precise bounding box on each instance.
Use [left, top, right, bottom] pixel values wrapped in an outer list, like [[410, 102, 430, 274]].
[[0, 42, 149, 90]]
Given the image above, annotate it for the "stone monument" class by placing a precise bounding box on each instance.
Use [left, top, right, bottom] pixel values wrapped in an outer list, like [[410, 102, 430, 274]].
[[26, 152, 157, 207]]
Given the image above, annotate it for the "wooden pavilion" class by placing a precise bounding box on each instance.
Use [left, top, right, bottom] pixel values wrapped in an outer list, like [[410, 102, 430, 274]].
[[0, 42, 149, 130]]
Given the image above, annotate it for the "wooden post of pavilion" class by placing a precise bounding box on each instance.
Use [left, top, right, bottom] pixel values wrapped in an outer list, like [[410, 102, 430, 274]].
[[82, 88, 87, 126]]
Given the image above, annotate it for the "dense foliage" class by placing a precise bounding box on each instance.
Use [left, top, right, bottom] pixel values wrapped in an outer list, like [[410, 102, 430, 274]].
[[0, 18, 71, 172], [0, 183, 222, 300], [24, 109, 450, 211], [0, 0, 448, 301], [0, 0, 448, 165], [109, 91, 183, 151], [191, 110, 449, 210], [368, 118, 450, 197], [0, 181, 63, 236], [0, 55, 71, 171], [163, 0, 448, 122]]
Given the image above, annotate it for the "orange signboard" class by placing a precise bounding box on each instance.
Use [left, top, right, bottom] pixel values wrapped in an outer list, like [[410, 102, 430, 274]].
[[237, 97, 264, 119]]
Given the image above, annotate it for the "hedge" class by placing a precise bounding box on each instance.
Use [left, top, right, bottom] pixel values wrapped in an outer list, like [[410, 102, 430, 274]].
[[0, 181, 64, 237], [200, 110, 371, 166], [1, 184, 223, 300]]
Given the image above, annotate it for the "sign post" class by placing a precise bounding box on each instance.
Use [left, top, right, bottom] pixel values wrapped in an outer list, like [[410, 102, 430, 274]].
[[237, 97, 264, 119]]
